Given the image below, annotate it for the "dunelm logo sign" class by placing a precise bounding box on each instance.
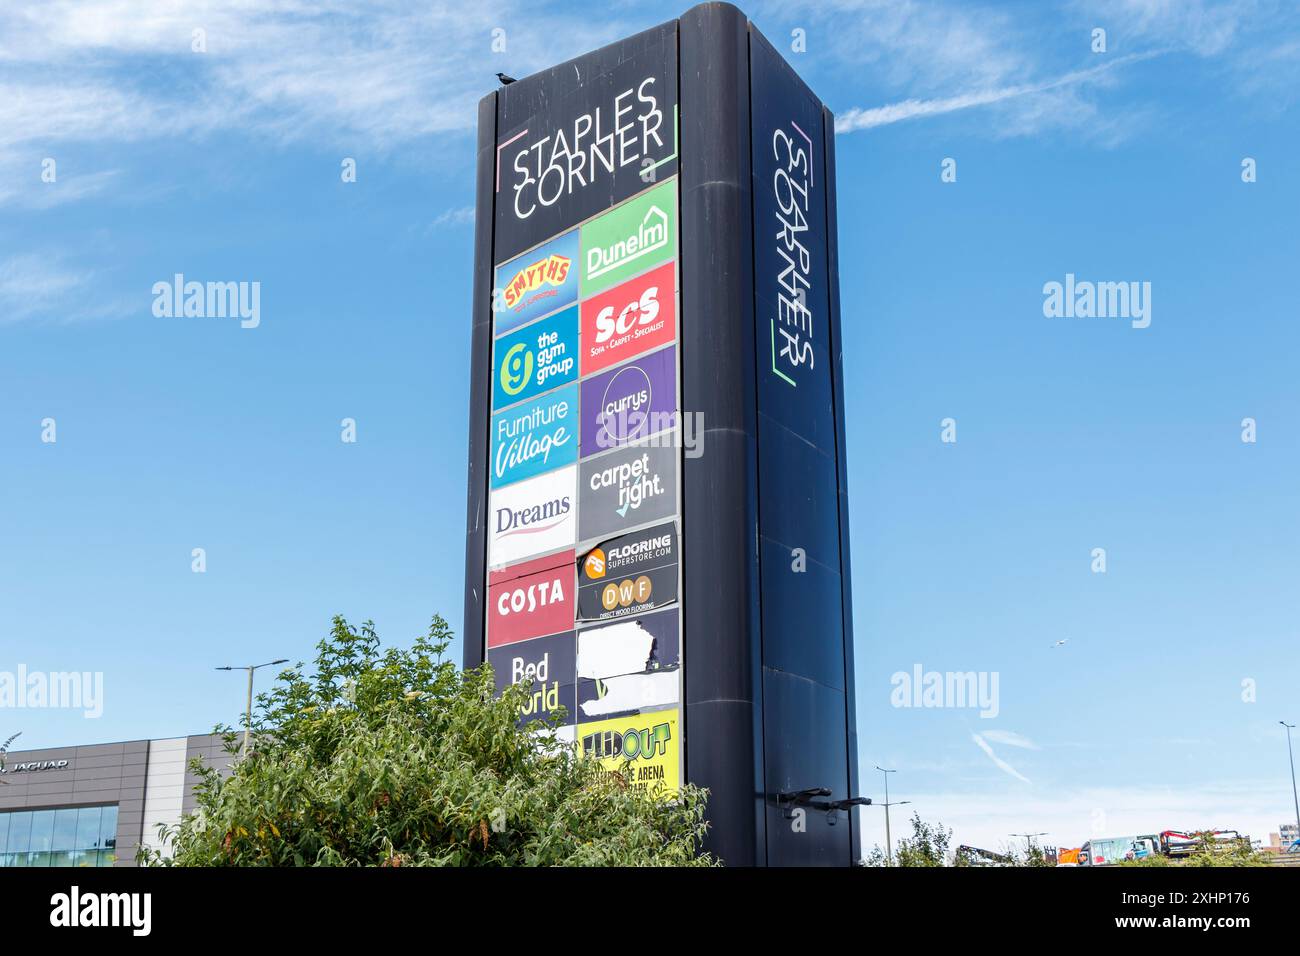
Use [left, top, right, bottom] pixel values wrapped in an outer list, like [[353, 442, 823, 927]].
[[579, 179, 677, 296]]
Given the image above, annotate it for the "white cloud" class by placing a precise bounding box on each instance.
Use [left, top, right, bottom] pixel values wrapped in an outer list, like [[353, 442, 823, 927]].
[[431, 206, 475, 228], [0, 1, 633, 204], [0, 254, 91, 323], [0, 252, 134, 324], [981, 729, 1041, 750], [836, 51, 1163, 133], [971, 732, 1033, 784]]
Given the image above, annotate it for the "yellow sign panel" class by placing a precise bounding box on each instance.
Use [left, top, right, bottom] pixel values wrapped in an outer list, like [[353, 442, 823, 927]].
[[578, 708, 680, 797]]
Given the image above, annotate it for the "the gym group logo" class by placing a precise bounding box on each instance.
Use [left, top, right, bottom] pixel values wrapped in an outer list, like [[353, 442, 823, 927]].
[[488, 550, 575, 647], [578, 521, 677, 621], [579, 179, 677, 296], [493, 305, 578, 408], [580, 346, 676, 455], [491, 383, 578, 488], [492, 229, 579, 337], [488, 466, 576, 568], [488, 631, 576, 728], [580, 260, 676, 376], [579, 442, 676, 542]]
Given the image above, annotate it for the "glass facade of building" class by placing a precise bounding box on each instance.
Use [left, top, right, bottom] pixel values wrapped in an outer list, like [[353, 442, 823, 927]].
[[0, 805, 118, 867]]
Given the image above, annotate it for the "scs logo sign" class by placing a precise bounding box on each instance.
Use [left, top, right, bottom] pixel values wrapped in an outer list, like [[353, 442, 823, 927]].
[[488, 550, 576, 647], [580, 260, 676, 376]]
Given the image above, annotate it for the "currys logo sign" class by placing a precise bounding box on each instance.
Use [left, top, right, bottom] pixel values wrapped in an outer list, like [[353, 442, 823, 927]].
[[493, 230, 579, 338], [488, 466, 576, 568], [580, 346, 677, 456], [491, 383, 578, 488], [493, 305, 578, 408], [488, 550, 575, 647], [580, 260, 676, 376]]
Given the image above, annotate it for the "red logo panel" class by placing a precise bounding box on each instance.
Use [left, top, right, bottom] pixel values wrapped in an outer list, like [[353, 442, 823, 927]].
[[487, 550, 575, 648], [579, 261, 676, 376]]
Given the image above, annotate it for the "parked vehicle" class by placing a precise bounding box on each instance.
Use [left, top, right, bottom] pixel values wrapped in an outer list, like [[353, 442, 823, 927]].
[[1079, 835, 1158, 866]]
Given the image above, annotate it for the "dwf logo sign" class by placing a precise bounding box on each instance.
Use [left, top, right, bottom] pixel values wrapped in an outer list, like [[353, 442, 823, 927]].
[[488, 466, 577, 568], [580, 260, 676, 376], [579, 179, 677, 296], [577, 521, 677, 621], [493, 230, 579, 337], [491, 383, 578, 488], [493, 305, 578, 408], [578, 442, 676, 541]]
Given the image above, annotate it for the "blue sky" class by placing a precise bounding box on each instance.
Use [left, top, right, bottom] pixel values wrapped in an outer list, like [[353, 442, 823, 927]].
[[2, 0, 1298, 851]]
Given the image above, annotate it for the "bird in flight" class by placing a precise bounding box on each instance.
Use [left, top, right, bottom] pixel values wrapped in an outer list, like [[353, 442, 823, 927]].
[[1050, 639, 1069, 648], [497, 72, 517, 85]]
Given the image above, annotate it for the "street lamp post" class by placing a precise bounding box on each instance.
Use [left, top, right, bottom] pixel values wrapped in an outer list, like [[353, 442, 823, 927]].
[[1282, 721, 1300, 844], [874, 766, 910, 866], [1011, 832, 1049, 859], [217, 659, 288, 756]]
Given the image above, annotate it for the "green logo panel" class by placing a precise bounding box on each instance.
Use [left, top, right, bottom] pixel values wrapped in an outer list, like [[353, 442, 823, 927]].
[[580, 179, 678, 297]]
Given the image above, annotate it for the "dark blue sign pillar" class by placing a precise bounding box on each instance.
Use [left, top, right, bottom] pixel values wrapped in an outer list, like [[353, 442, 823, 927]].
[[464, 2, 859, 866]]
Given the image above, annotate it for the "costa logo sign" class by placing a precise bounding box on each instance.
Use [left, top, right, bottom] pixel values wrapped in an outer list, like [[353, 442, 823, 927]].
[[491, 383, 578, 488], [580, 260, 676, 376], [579, 179, 677, 297], [577, 521, 677, 621], [488, 466, 577, 568], [580, 346, 677, 456], [488, 550, 576, 647], [492, 229, 579, 338], [493, 306, 578, 409]]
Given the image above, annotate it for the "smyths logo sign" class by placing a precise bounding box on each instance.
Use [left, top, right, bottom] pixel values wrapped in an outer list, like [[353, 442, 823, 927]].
[[580, 260, 676, 376], [488, 550, 576, 648]]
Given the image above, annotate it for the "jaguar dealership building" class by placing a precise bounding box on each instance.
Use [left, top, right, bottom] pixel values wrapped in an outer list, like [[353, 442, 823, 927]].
[[0, 734, 231, 868]]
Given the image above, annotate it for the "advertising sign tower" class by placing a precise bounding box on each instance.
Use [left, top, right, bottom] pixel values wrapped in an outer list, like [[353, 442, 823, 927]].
[[463, 2, 859, 866]]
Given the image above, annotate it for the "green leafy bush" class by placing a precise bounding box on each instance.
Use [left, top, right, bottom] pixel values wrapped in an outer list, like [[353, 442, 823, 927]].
[[144, 615, 714, 867]]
